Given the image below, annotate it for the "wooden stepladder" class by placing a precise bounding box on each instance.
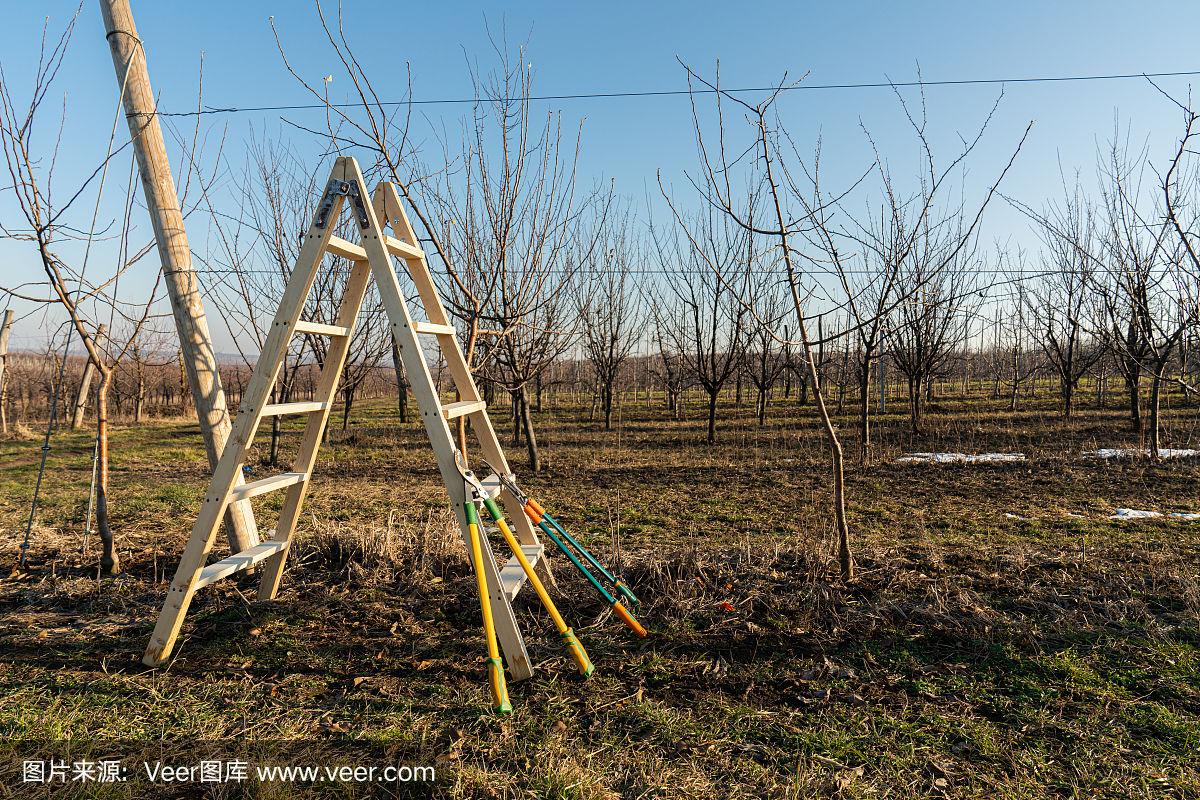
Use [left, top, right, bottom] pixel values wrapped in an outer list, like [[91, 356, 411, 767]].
[[144, 156, 547, 681]]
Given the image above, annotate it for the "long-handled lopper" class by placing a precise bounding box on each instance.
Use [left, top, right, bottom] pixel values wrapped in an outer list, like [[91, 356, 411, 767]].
[[458, 464, 512, 714], [482, 462, 647, 638], [456, 452, 595, 681]]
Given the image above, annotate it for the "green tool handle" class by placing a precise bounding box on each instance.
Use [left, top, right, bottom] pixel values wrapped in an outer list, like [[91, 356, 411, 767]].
[[537, 520, 647, 638], [541, 511, 641, 608], [537, 519, 615, 604]]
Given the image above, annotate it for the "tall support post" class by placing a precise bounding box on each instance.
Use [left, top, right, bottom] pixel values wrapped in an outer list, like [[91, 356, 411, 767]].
[[98, 0, 257, 551]]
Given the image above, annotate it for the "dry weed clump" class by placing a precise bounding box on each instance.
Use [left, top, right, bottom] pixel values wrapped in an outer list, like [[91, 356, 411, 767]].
[[288, 506, 466, 588]]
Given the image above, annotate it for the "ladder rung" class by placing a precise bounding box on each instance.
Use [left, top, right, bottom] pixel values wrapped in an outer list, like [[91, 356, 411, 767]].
[[294, 319, 350, 337], [325, 235, 368, 261], [479, 473, 503, 499], [498, 543, 545, 600], [383, 235, 424, 261], [194, 540, 289, 590], [412, 321, 455, 336], [229, 472, 307, 503], [441, 400, 487, 420], [260, 401, 327, 417]]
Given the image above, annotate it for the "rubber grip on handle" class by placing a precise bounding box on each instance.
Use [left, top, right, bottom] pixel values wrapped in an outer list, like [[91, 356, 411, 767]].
[[486, 657, 512, 714], [613, 602, 648, 638], [560, 628, 595, 678]]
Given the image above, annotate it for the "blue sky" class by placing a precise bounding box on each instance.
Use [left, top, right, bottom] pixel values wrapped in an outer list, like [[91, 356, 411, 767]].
[[2, 1, 1198, 352]]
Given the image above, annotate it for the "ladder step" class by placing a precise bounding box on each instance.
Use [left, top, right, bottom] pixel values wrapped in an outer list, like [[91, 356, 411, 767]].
[[499, 543, 545, 601], [194, 540, 289, 590], [479, 473, 503, 499], [229, 472, 307, 503], [324, 235, 368, 261], [384, 235, 425, 261], [441, 400, 487, 420], [294, 319, 350, 337], [412, 321, 455, 336], [260, 401, 328, 417]]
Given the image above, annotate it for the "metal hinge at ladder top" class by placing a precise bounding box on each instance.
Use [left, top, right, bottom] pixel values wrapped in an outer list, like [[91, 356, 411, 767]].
[[315, 177, 369, 230]]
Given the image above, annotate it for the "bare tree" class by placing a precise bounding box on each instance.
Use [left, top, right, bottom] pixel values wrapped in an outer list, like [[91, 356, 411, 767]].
[[887, 216, 985, 436], [1093, 122, 1197, 455], [577, 209, 644, 430], [0, 309, 13, 434], [1024, 187, 1104, 419], [651, 211, 747, 444]]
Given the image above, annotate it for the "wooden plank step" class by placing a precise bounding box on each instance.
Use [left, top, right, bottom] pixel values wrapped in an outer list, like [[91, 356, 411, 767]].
[[412, 321, 455, 336], [228, 472, 306, 503], [441, 400, 487, 420], [479, 473, 503, 499], [294, 319, 350, 337], [194, 540, 288, 590], [325, 235, 368, 261], [383, 235, 425, 261], [498, 543, 545, 601], [260, 401, 327, 417]]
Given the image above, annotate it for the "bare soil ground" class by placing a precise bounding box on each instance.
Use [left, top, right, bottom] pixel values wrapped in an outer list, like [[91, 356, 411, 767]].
[[1, 389, 1198, 798]]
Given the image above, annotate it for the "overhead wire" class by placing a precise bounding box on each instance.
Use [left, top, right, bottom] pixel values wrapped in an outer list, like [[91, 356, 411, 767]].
[[154, 69, 1200, 117]]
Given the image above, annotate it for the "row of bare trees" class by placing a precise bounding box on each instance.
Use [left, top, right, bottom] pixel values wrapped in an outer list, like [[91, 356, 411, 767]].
[[4, 5, 1200, 585]]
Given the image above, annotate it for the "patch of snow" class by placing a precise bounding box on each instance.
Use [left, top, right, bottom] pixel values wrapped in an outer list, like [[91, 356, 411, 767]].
[[1169, 512, 1200, 520], [1109, 508, 1162, 520], [897, 452, 1026, 465], [1085, 448, 1200, 460], [1005, 513, 1033, 521]]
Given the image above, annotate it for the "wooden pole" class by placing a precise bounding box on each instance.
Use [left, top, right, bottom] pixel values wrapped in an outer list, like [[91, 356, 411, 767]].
[[99, 0, 258, 551], [70, 323, 106, 430], [0, 309, 12, 435]]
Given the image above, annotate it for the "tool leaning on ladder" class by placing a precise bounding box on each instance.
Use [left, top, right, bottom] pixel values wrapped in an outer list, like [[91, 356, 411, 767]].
[[456, 452, 596, 713], [483, 461, 648, 639]]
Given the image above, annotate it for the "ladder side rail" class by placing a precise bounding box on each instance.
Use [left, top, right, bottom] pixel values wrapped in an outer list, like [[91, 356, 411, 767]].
[[377, 185, 543, 550], [258, 256, 375, 599]]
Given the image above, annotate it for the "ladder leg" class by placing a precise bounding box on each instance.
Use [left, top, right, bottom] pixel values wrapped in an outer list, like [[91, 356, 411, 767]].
[[367, 176, 542, 680], [143, 158, 354, 662], [144, 499, 229, 665]]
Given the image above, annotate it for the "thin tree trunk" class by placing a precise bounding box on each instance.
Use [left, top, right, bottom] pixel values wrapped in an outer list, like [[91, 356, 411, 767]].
[[511, 390, 523, 446], [706, 388, 718, 443], [858, 358, 871, 466], [519, 385, 541, 473], [1126, 368, 1142, 434], [341, 384, 355, 430], [0, 310, 12, 435], [134, 365, 146, 423], [95, 371, 119, 574], [1149, 372, 1162, 458], [391, 339, 408, 423], [908, 376, 923, 436]]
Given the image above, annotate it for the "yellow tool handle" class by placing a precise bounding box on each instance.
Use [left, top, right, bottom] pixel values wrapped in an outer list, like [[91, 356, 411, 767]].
[[486, 500, 594, 678], [466, 502, 512, 713]]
